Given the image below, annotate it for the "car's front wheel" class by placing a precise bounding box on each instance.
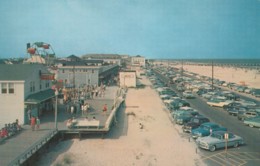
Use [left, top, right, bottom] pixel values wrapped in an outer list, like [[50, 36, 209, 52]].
[[209, 145, 216, 152]]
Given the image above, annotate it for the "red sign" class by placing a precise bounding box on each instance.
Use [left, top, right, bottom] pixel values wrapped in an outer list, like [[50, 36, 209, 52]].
[[40, 74, 55, 80]]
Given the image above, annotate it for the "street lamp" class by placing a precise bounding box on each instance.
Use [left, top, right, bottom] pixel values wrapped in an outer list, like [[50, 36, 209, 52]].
[[55, 89, 58, 130]]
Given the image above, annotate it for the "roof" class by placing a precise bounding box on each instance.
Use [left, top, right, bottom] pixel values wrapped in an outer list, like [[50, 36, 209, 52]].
[[0, 64, 47, 81], [57, 59, 103, 66], [25, 89, 55, 104]]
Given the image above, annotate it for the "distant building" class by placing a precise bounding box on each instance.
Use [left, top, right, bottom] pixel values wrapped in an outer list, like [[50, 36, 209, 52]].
[[119, 71, 136, 88], [55, 55, 119, 87], [131, 55, 145, 67], [0, 64, 54, 127]]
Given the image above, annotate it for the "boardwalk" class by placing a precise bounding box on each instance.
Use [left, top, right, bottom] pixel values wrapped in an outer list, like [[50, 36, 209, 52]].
[[0, 85, 119, 166]]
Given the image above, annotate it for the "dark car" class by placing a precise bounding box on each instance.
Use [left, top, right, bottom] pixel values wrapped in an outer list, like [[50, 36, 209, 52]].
[[227, 107, 247, 116], [223, 102, 243, 111], [183, 116, 210, 133], [191, 122, 227, 139], [168, 100, 190, 111], [175, 114, 194, 125], [252, 89, 260, 98]]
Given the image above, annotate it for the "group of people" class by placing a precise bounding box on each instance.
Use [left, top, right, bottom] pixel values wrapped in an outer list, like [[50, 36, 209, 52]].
[[0, 119, 22, 140], [30, 116, 40, 131]]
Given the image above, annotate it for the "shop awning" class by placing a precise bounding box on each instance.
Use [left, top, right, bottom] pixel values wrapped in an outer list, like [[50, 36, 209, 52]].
[[25, 89, 55, 104]]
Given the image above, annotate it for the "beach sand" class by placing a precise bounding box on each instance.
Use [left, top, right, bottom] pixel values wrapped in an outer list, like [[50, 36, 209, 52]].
[[37, 76, 205, 166], [175, 64, 260, 89]]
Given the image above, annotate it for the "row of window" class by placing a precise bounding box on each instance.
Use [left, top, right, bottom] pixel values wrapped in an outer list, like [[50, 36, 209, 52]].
[[30, 81, 50, 92], [1, 83, 14, 94], [62, 69, 95, 73], [1, 81, 51, 95]]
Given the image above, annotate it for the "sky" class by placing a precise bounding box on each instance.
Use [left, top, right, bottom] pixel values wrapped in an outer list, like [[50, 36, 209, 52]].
[[0, 0, 259, 59]]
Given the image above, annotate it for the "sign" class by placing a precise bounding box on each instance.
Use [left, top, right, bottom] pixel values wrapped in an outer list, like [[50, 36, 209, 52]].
[[40, 74, 55, 80], [224, 133, 229, 140]]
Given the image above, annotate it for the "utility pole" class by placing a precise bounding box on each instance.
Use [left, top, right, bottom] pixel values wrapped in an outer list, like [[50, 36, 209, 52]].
[[212, 61, 214, 90]]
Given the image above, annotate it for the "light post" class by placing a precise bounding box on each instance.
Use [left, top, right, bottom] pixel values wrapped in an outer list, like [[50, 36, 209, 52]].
[[55, 89, 58, 130]]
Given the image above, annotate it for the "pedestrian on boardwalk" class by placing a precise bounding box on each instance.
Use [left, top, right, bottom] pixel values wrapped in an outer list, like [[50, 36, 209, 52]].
[[31, 116, 36, 131], [103, 104, 107, 115], [27, 109, 31, 124], [36, 117, 40, 130], [70, 105, 74, 116]]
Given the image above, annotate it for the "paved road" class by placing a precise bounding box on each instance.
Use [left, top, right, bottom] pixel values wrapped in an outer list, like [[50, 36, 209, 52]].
[[152, 69, 260, 166]]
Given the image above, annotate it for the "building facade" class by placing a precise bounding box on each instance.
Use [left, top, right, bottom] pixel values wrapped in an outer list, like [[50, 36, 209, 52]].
[[0, 64, 54, 127], [119, 71, 136, 88], [131, 55, 146, 67]]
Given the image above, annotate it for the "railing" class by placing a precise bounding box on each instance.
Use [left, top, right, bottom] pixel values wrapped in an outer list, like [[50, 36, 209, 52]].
[[8, 130, 58, 166], [105, 88, 126, 129]]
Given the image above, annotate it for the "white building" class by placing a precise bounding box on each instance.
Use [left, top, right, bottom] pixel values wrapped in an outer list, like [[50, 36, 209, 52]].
[[131, 55, 146, 67], [119, 71, 136, 88], [0, 64, 54, 127], [56, 57, 119, 87]]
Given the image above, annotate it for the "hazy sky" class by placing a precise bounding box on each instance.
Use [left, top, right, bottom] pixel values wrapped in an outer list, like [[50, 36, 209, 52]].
[[0, 0, 259, 59]]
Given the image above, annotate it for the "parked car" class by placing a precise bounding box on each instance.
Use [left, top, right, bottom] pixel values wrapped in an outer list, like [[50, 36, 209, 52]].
[[182, 116, 210, 133], [191, 122, 227, 139], [252, 89, 260, 98], [196, 131, 244, 152], [237, 110, 260, 121], [168, 100, 190, 111], [223, 102, 243, 111], [236, 99, 257, 107], [183, 91, 195, 99], [243, 116, 260, 128], [206, 98, 233, 107], [175, 114, 194, 125], [227, 107, 247, 116]]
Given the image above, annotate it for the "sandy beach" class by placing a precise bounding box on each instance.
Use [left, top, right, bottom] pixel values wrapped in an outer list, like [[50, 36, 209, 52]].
[[174, 64, 260, 89], [37, 75, 205, 166]]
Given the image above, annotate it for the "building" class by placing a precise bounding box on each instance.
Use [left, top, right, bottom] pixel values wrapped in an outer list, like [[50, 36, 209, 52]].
[[119, 71, 136, 88], [0, 64, 55, 127], [56, 56, 119, 87], [131, 55, 146, 67]]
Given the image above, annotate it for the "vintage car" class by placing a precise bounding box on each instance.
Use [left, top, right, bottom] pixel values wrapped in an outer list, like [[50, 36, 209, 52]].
[[237, 110, 260, 121], [206, 98, 233, 107], [191, 122, 227, 139], [243, 116, 260, 128], [196, 131, 244, 152], [182, 91, 195, 99], [175, 114, 194, 125], [182, 116, 210, 133]]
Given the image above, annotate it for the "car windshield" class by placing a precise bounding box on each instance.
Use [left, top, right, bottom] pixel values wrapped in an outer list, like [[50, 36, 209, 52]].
[[192, 118, 199, 123], [211, 133, 222, 139]]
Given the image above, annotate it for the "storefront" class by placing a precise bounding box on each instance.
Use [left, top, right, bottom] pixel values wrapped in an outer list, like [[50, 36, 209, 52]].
[[24, 89, 55, 124]]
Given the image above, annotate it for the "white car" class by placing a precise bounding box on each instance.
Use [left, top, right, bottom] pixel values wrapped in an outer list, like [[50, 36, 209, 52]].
[[207, 98, 233, 107]]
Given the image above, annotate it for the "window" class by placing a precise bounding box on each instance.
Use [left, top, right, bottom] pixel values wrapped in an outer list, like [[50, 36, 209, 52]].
[[30, 82, 33, 92], [8, 83, 14, 93], [1, 83, 7, 94]]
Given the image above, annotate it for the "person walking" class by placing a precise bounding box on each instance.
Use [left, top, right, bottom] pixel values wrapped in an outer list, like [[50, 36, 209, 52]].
[[103, 104, 107, 115], [27, 109, 31, 124], [36, 117, 40, 130], [31, 116, 36, 131]]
